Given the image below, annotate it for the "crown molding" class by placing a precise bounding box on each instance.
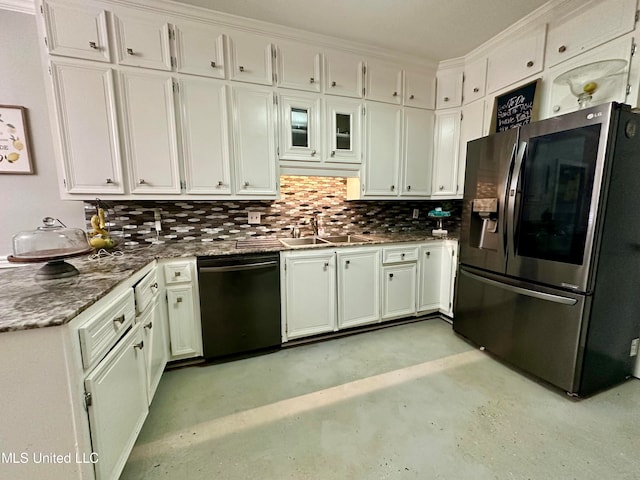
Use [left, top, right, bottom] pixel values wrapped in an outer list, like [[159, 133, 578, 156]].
[[0, 0, 35, 14]]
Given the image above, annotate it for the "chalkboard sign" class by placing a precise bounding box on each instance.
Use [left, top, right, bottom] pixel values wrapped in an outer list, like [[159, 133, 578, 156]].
[[492, 79, 540, 133]]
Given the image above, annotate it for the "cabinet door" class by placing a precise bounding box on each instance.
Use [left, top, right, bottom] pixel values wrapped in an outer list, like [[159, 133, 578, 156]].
[[432, 109, 461, 197], [402, 107, 434, 196], [546, 0, 636, 68], [337, 248, 381, 329], [363, 102, 401, 196], [227, 29, 273, 85], [418, 244, 443, 312], [404, 68, 436, 109], [278, 92, 322, 162], [366, 59, 403, 104], [173, 20, 226, 79], [458, 99, 485, 195], [284, 252, 336, 339], [486, 24, 546, 94], [50, 60, 124, 194], [436, 68, 463, 109], [112, 9, 172, 71], [230, 85, 278, 196], [382, 263, 417, 320], [85, 324, 148, 480], [463, 57, 487, 104], [166, 284, 201, 358], [440, 242, 456, 316], [326, 97, 363, 164], [276, 39, 322, 92], [140, 296, 168, 404], [42, 0, 110, 62], [118, 70, 181, 194], [179, 77, 232, 194], [324, 49, 364, 98]]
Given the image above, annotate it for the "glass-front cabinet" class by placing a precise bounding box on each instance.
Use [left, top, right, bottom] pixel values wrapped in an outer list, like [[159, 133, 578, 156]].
[[325, 97, 362, 164], [278, 92, 321, 162]]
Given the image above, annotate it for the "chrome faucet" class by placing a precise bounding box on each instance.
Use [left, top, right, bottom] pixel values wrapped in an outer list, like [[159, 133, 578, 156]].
[[310, 216, 319, 236]]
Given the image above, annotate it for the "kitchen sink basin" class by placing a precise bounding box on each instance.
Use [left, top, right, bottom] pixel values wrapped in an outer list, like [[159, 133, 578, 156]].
[[319, 235, 373, 244], [279, 237, 331, 247]]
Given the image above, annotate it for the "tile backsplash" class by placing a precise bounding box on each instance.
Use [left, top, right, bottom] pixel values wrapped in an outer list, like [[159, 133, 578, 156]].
[[85, 176, 461, 245]]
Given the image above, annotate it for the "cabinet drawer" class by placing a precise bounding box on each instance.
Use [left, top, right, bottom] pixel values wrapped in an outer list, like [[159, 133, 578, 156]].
[[134, 268, 158, 315], [382, 246, 419, 264], [164, 262, 192, 284], [78, 288, 136, 370]]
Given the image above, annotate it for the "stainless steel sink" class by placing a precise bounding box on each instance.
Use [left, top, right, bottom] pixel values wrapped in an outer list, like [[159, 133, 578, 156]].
[[320, 235, 373, 244], [279, 237, 331, 247]]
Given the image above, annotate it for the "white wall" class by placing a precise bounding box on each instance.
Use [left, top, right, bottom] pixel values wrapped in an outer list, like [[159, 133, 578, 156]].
[[0, 10, 85, 256]]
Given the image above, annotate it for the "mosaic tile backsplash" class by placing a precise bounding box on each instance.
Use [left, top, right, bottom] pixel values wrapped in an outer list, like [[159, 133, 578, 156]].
[[84, 176, 462, 245]]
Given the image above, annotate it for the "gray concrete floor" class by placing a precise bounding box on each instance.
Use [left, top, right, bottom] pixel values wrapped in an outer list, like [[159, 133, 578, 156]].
[[121, 319, 640, 480]]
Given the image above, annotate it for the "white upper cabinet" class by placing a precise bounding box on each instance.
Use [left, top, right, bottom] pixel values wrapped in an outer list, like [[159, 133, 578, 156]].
[[458, 99, 486, 196], [402, 107, 434, 197], [486, 24, 546, 94], [275, 39, 322, 92], [42, 1, 110, 62], [325, 97, 363, 163], [546, 0, 637, 68], [278, 91, 322, 162], [436, 67, 463, 109], [179, 77, 232, 195], [173, 20, 226, 79], [363, 102, 402, 196], [226, 29, 274, 85], [50, 59, 123, 194], [365, 59, 403, 104], [432, 109, 461, 197], [230, 85, 278, 196], [324, 49, 364, 98], [112, 8, 172, 71], [463, 57, 487, 104], [404, 68, 436, 109], [118, 69, 181, 194]]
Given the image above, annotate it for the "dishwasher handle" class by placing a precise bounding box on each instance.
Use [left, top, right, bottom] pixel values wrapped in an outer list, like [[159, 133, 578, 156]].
[[199, 261, 278, 273]]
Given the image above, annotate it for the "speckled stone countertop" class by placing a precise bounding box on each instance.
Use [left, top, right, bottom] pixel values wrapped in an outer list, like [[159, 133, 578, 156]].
[[0, 233, 457, 333]]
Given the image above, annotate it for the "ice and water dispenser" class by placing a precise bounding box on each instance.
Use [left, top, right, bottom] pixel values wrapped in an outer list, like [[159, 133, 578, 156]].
[[469, 198, 499, 251]]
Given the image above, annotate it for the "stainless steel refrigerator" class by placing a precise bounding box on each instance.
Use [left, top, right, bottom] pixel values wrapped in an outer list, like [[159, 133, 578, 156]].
[[454, 102, 640, 396]]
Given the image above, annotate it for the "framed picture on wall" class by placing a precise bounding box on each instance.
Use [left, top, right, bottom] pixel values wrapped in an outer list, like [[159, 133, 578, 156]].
[[0, 105, 33, 174], [490, 79, 541, 133]]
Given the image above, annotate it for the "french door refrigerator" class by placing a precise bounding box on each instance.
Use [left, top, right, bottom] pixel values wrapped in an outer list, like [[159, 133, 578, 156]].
[[454, 102, 640, 396]]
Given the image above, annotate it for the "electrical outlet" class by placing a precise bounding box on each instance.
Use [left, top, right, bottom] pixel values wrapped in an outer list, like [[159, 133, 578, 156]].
[[248, 212, 261, 224], [630, 338, 639, 357], [412, 208, 420, 219]]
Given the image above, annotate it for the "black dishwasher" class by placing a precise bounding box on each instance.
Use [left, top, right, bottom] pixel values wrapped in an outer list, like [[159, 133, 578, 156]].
[[197, 252, 281, 360]]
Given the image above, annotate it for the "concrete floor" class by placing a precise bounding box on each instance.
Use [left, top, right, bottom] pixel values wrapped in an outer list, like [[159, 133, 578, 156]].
[[121, 319, 640, 480]]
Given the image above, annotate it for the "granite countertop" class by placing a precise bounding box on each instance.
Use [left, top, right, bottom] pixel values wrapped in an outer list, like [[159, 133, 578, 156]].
[[0, 232, 457, 334]]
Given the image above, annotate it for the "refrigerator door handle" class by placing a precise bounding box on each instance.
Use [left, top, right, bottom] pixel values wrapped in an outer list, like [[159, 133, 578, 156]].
[[503, 142, 518, 256], [506, 141, 527, 260], [460, 269, 578, 305]]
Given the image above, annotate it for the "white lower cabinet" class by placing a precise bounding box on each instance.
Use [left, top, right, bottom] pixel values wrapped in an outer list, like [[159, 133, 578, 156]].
[[418, 244, 444, 312], [161, 258, 203, 360], [85, 323, 148, 480], [140, 295, 168, 402], [337, 247, 381, 329], [282, 250, 337, 340], [382, 264, 417, 320]]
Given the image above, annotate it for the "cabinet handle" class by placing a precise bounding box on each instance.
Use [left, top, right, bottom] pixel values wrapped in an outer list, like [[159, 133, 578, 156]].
[[409, 94, 415, 99], [553, 105, 561, 113], [324, 262, 329, 268], [443, 96, 449, 102], [526, 61, 534, 68], [143, 322, 153, 330], [331, 150, 336, 157], [311, 150, 317, 156], [401, 253, 405, 258], [393, 91, 398, 97], [331, 81, 336, 87], [210, 61, 217, 68], [126, 48, 135, 56], [151, 282, 158, 289], [138, 179, 146, 185], [174, 271, 181, 277], [390, 185, 395, 191], [244, 181, 250, 187], [558, 45, 567, 53], [105, 178, 113, 184], [407, 185, 411, 191], [89, 41, 98, 50], [439, 185, 444, 191], [217, 180, 223, 186], [389, 273, 394, 279], [473, 87, 479, 93], [239, 66, 245, 72], [133, 341, 144, 350], [113, 315, 125, 328], [310, 77, 315, 84], [345, 260, 350, 267], [426, 251, 431, 257], [176, 297, 183, 303]]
